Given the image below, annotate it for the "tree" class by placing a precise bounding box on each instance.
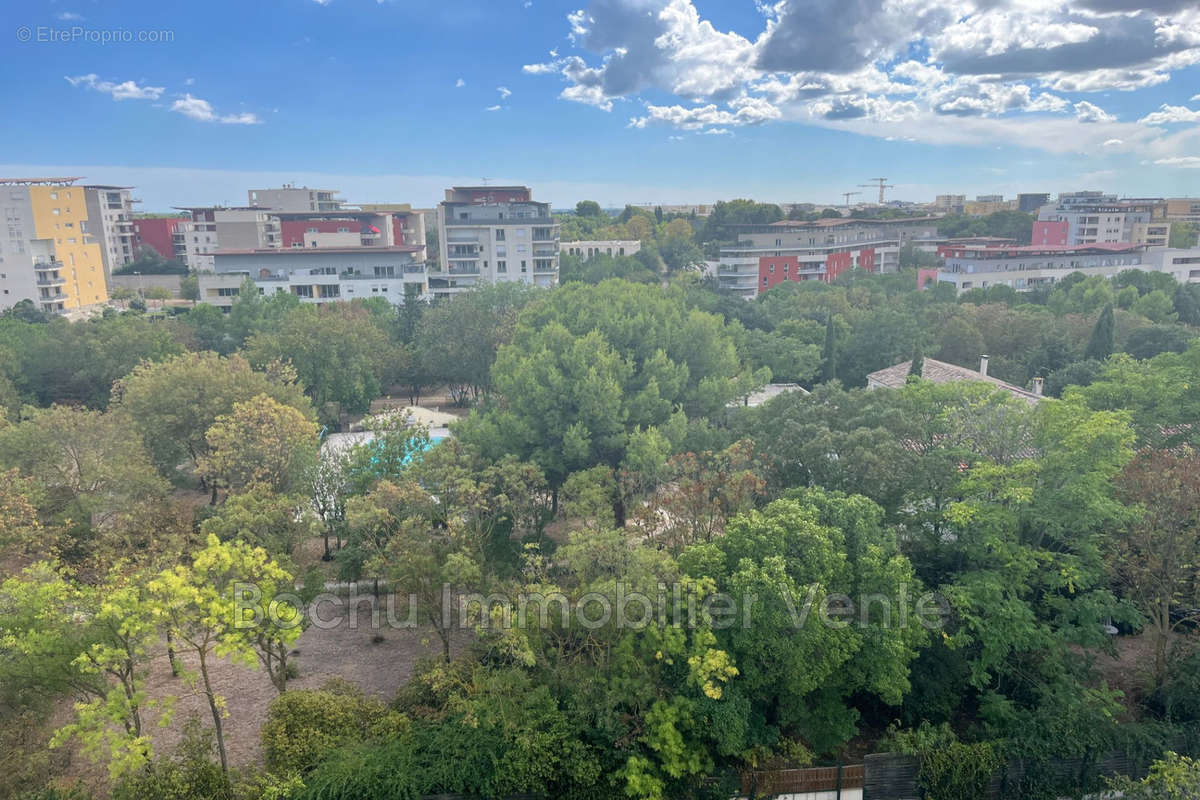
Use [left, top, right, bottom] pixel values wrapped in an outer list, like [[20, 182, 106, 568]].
[[148, 535, 300, 770], [1125, 325, 1192, 360], [575, 200, 602, 217], [143, 286, 173, 308], [908, 342, 925, 378], [246, 302, 402, 424], [112, 351, 314, 480], [1106, 752, 1200, 799], [199, 485, 315, 562], [1084, 303, 1116, 361], [414, 282, 539, 406], [179, 274, 201, 305], [461, 280, 759, 493], [0, 405, 167, 555], [820, 313, 838, 383], [1111, 450, 1200, 687], [200, 394, 320, 498], [1169, 222, 1198, 249], [935, 317, 985, 368]]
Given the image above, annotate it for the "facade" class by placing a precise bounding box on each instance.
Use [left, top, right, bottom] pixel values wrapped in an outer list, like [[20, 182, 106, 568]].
[[132, 217, 189, 261], [562, 239, 641, 259], [1035, 192, 1166, 247], [175, 207, 282, 271], [1017, 193, 1051, 213], [964, 199, 1017, 216], [275, 209, 427, 261], [200, 246, 428, 311], [1165, 198, 1200, 224], [936, 242, 1200, 291], [717, 217, 940, 299], [933, 194, 966, 214], [248, 185, 344, 213], [82, 185, 137, 279], [0, 177, 108, 313], [435, 186, 559, 297], [1130, 220, 1171, 248]]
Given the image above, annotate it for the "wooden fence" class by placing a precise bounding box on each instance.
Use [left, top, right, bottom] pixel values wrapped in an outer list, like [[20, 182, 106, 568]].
[[741, 763, 865, 796]]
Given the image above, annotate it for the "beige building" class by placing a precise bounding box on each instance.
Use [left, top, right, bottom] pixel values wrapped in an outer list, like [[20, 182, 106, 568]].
[[83, 185, 138, 279], [1165, 198, 1200, 224], [561, 239, 641, 259], [1131, 220, 1171, 248], [248, 184, 344, 213], [0, 177, 108, 313]]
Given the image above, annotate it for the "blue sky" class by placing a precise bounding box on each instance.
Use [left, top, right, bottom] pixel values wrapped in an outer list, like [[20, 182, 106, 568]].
[[2, 0, 1199, 211]]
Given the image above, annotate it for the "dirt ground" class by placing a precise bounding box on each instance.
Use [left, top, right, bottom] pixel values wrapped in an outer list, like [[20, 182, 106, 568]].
[[55, 595, 469, 788]]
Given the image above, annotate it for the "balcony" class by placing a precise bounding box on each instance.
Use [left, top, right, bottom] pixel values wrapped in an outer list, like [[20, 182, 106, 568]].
[[445, 266, 481, 276], [34, 259, 64, 272], [36, 274, 66, 287]]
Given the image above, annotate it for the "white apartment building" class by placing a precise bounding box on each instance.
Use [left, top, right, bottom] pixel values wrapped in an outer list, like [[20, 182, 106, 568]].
[[718, 217, 939, 299], [248, 185, 344, 213], [199, 246, 428, 310], [562, 239, 641, 259], [937, 243, 1200, 291], [1034, 192, 1165, 247], [82, 185, 138, 279], [435, 186, 559, 297]]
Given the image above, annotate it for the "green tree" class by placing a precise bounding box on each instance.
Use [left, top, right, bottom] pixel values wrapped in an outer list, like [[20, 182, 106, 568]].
[[1084, 303, 1116, 361], [199, 485, 314, 561], [246, 302, 402, 424], [575, 200, 602, 217], [112, 352, 314, 480], [179, 274, 200, 305], [200, 394, 319, 497]]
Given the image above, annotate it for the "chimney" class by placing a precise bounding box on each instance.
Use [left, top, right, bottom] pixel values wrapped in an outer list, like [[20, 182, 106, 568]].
[[979, 355, 989, 377], [1033, 377, 1044, 396]]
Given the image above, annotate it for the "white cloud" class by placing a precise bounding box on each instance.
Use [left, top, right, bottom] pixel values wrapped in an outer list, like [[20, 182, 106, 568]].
[[56, 11, 83, 21], [1138, 104, 1200, 125], [184, 77, 195, 86], [455, 78, 466, 88], [1074, 100, 1115, 123], [498, 86, 512, 99], [170, 94, 262, 124], [65, 74, 163, 101], [524, 0, 1200, 156], [701, 127, 731, 135], [1154, 156, 1200, 167], [1103, 138, 1123, 146], [485, 105, 502, 112]]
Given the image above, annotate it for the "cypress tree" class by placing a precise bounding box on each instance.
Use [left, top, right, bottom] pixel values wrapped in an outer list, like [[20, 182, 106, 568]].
[[821, 314, 837, 382], [1085, 303, 1116, 361], [908, 342, 925, 379]]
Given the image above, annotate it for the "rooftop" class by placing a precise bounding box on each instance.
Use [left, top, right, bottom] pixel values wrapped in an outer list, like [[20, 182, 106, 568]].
[[946, 243, 1143, 257], [214, 245, 423, 256], [0, 177, 82, 186], [867, 357, 1043, 403], [757, 216, 942, 229]]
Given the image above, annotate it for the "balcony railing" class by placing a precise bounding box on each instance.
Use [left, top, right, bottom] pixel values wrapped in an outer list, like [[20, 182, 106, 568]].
[[36, 275, 66, 287], [34, 260, 63, 271]]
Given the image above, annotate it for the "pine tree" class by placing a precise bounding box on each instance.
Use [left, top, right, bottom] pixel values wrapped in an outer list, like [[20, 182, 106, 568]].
[[1085, 303, 1116, 361]]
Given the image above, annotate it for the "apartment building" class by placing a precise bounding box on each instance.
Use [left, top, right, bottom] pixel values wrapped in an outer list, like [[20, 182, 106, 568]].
[[274, 209, 427, 262], [717, 217, 939, 299], [1165, 198, 1200, 224], [199, 246, 428, 311], [937, 242, 1200, 291], [562, 239, 641, 259], [1016, 193, 1051, 213], [1034, 192, 1165, 247], [964, 198, 1017, 216], [0, 177, 108, 313], [132, 217, 189, 262], [933, 195, 966, 214], [175, 206, 283, 271], [435, 186, 559, 297], [82, 184, 137, 279], [248, 184, 344, 213]]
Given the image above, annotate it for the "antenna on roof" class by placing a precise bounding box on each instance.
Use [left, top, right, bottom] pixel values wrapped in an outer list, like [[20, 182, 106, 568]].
[[481, 177, 491, 186]]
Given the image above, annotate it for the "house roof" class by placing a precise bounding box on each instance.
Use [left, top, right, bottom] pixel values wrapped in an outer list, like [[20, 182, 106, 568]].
[[866, 357, 1044, 403]]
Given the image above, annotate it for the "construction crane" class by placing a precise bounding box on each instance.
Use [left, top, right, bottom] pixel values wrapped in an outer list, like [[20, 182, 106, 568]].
[[841, 190, 861, 208], [858, 177, 895, 204]]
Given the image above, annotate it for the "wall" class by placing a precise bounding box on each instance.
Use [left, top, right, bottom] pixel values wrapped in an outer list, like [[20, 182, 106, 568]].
[[110, 273, 184, 296], [133, 218, 184, 260], [29, 185, 108, 308], [1031, 220, 1068, 246]]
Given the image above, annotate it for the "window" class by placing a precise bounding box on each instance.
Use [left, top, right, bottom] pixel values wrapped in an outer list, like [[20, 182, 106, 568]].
[[495, 229, 505, 241], [520, 260, 527, 273], [497, 260, 507, 273]]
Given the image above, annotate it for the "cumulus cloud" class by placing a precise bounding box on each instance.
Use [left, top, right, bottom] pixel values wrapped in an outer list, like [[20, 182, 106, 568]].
[[65, 74, 163, 101], [498, 86, 512, 99], [1074, 100, 1115, 123], [485, 105, 502, 112], [170, 94, 262, 124], [1154, 156, 1200, 167], [524, 0, 1200, 155], [455, 78, 465, 87], [1138, 104, 1200, 125]]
